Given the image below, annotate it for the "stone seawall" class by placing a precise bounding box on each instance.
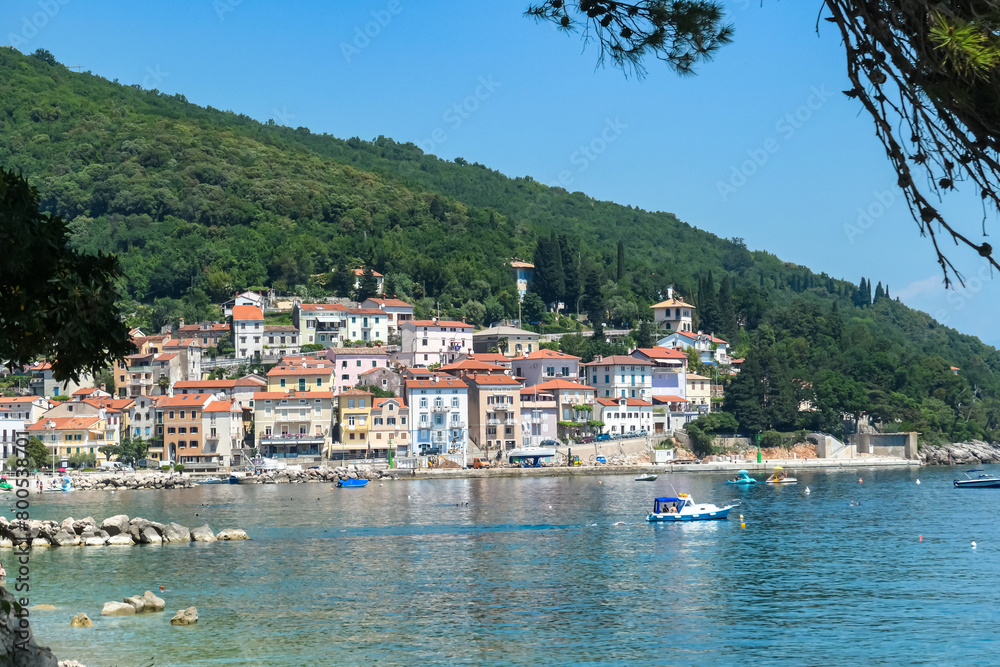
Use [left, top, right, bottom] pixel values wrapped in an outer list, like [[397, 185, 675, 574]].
[[0, 514, 248, 549]]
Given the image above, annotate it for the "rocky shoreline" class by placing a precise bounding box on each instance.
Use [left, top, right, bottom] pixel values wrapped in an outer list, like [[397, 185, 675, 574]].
[[0, 514, 248, 549], [62, 465, 397, 492], [919, 440, 1000, 465]]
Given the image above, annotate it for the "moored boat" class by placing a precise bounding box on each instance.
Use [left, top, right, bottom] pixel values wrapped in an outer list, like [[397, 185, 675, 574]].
[[336, 478, 369, 488], [646, 493, 737, 522], [635, 474, 657, 482], [726, 469, 757, 485], [953, 469, 1000, 488], [198, 477, 225, 485], [765, 466, 797, 485]]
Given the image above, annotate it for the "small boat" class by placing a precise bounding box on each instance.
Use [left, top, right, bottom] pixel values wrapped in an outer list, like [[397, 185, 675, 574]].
[[0, 478, 12, 491], [953, 469, 1000, 488], [765, 466, 797, 485], [198, 477, 225, 485], [336, 478, 369, 488], [646, 493, 737, 522], [635, 474, 658, 482], [726, 469, 757, 485]]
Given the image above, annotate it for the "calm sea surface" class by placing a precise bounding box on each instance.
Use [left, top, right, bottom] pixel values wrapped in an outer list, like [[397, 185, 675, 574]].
[[15, 466, 1000, 666]]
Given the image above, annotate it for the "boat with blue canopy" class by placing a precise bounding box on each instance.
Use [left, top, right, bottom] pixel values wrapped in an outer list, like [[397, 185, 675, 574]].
[[726, 470, 757, 485], [336, 478, 369, 488], [646, 493, 737, 522]]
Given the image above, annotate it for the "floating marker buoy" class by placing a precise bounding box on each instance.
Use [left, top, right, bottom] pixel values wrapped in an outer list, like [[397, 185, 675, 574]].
[[739, 514, 744, 520], [598, 481, 602, 485], [859, 478, 863, 483], [741, 522, 746, 529], [804, 486, 811, 494], [916, 479, 921, 485], [919, 535, 923, 542], [972, 541, 977, 549]]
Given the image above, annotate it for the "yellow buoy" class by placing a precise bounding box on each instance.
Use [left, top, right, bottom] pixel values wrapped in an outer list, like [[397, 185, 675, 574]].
[[741, 522, 746, 529]]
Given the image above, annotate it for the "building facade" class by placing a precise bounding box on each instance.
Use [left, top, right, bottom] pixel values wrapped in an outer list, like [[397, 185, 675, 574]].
[[399, 320, 474, 367], [581, 355, 654, 401]]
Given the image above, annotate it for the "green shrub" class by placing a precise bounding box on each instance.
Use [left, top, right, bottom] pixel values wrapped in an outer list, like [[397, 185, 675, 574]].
[[161, 465, 170, 472], [174, 464, 185, 473], [760, 430, 788, 449]]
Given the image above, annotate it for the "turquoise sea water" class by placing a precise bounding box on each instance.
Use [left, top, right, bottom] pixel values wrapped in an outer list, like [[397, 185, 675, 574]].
[[14, 466, 1000, 666]]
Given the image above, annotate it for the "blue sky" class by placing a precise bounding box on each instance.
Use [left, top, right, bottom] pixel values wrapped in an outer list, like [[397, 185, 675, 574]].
[[3, 0, 998, 347]]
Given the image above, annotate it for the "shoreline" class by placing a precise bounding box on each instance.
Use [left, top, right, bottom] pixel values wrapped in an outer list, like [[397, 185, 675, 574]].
[[404, 456, 919, 479]]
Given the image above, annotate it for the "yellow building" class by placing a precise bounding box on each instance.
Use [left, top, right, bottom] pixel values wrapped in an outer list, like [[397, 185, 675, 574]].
[[253, 389, 334, 462], [332, 389, 373, 460], [266, 363, 334, 392], [26, 415, 109, 465]]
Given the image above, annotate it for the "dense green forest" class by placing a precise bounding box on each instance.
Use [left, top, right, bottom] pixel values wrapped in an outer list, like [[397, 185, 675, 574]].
[[2, 48, 999, 444]]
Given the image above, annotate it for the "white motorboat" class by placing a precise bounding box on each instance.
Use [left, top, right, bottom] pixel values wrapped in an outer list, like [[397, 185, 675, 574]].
[[646, 493, 737, 522]]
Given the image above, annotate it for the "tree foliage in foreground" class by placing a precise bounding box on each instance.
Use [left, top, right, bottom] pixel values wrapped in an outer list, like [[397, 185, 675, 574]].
[[0, 168, 134, 382], [527, 1, 1000, 285]]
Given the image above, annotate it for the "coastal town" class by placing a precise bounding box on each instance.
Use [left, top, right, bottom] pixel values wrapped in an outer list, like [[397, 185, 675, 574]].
[[0, 265, 744, 474]]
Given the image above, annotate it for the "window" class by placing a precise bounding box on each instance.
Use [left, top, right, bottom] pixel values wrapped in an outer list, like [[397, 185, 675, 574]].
[[298, 379, 306, 391], [374, 417, 383, 426], [191, 426, 198, 434], [190, 440, 198, 448], [387, 417, 396, 426], [178, 427, 187, 434], [167, 427, 176, 434], [280, 379, 286, 388], [317, 378, 323, 386], [168, 411, 175, 419], [179, 440, 186, 448], [191, 411, 197, 419], [341, 361, 348, 368]]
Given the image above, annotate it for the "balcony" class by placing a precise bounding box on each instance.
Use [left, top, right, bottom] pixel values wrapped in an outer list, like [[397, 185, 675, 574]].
[[530, 416, 543, 424], [487, 419, 500, 426], [449, 421, 466, 429], [430, 403, 447, 412], [504, 418, 517, 426]]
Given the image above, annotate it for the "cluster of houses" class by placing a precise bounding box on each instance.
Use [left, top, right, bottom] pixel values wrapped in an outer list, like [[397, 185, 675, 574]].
[[0, 279, 736, 471]]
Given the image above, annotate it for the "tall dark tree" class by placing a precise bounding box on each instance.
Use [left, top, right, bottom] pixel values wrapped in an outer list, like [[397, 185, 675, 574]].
[[356, 266, 379, 302], [581, 264, 605, 324], [1, 168, 134, 381], [873, 281, 886, 304], [716, 275, 737, 342], [616, 240, 625, 282], [330, 263, 353, 299], [698, 271, 719, 334], [724, 351, 767, 434], [559, 235, 580, 312], [381, 273, 397, 299], [530, 232, 564, 306], [634, 319, 654, 349]]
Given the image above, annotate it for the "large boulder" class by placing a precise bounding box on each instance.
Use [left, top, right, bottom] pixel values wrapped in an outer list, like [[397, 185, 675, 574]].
[[100, 515, 130, 537], [161, 523, 191, 543], [142, 590, 165, 612], [52, 530, 80, 547], [70, 612, 94, 628], [72, 517, 96, 535], [101, 601, 135, 616], [107, 534, 134, 546], [30, 537, 50, 548], [216, 528, 250, 541], [190, 525, 215, 543], [169, 606, 198, 625], [84, 536, 107, 547], [123, 596, 145, 613], [60, 518, 76, 534], [127, 518, 152, 543], [140, 527, 162, 545], [0, 588, 59, 665]]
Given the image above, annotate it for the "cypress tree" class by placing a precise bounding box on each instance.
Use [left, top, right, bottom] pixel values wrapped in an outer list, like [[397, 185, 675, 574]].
[[863, 277, 872, 306], [550, 230, 565, 305], [874, 281, 885, 303], [698, 271, 719, 334], [716, 275, 737, 342], [357, 266, 379, 301], [560, 235, 580, 313]]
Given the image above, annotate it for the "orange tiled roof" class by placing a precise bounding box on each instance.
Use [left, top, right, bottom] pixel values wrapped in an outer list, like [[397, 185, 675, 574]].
[[232, 305, 264, 320], [373, 397, 407, 409], [464, 373, 521, 386], [26, 415, 101, 431], [408, 320, 472, 329], [535, 379, 593, 391]]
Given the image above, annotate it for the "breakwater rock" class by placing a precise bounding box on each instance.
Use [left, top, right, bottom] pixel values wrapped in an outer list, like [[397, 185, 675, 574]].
[[0, 587, 59, 665], [67, 472, 195, 491], [920, 440, 1000, 465], [0, 515, 249, 549], [240, 465, 397, 485]]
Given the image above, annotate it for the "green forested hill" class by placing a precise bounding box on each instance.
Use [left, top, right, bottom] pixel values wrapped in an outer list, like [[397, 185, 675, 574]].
[[2, 47, 998, 443]]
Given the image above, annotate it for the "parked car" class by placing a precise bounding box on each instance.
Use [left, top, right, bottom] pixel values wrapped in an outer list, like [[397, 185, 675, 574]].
[[420, 447, 442, 457], [595, 433, 611, 442], [539, 439, 560, 447], [580, 436, 596, 444]]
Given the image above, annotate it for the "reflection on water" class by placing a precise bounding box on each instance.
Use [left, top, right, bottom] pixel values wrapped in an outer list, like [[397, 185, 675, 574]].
[[18, 466, 1000, 665]]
